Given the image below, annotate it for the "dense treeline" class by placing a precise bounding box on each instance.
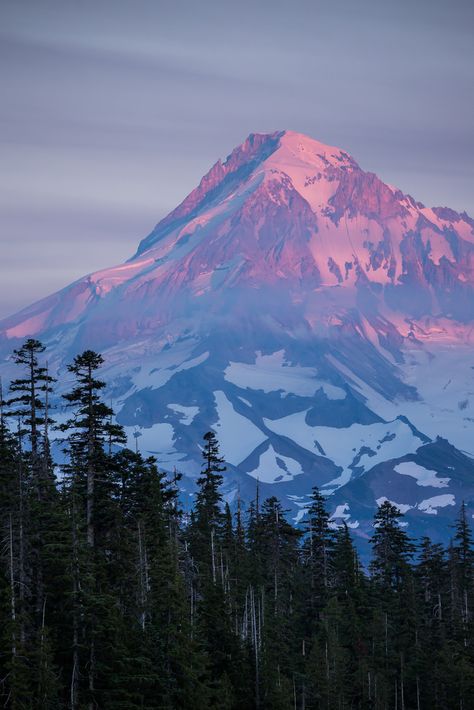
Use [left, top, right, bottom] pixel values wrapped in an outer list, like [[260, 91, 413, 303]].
[[0, 339, 473, 709]]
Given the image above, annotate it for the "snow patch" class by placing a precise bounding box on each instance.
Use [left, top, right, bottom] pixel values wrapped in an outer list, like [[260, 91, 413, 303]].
[[167, 403, 199, 425], [329, 503, 360, 529], [132, 349, 209, 391], [264, 411, 421, 490], [225, 350, 345, 399], [418, 494, 456, 515], [394, 462, 450, 488], [247, 444, 303, 483], [331, 503, 351, 520], [294, 507, 309, 524], [213, 391, 266, 466]]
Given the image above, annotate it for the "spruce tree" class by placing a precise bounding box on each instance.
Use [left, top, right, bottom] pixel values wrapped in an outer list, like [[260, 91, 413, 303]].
[[61, 350, 126, 708], [2, 341, 63, 707], [453, 501, 474, 628], [187, 432, 247, 707], [370, 500, 414, 590], [302, 487, 334, 620], [415, 537, 449, 709], [257, 497, 301, 709], [369, 501, 417, 710], [7, 339, 54, 461]]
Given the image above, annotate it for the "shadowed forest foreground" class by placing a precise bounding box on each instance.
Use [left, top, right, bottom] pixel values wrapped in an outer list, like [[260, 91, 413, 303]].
[[1, 339, 473, 709]]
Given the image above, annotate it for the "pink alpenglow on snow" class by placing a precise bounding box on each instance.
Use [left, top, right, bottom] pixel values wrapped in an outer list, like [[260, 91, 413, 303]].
[[1, 130, 474, 549], [3, 129, 473, 346]]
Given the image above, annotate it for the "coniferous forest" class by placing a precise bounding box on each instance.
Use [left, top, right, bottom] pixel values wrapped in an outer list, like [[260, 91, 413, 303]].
[[1, 339, 473, 710]]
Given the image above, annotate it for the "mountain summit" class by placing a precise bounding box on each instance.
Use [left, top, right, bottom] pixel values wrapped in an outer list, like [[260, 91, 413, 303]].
[[1, 130, 473, 550]]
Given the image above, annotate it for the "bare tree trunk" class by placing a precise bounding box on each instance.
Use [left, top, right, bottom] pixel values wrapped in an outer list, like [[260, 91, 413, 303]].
[[464, 589, 469, 633], [70, 494, 80, 710], [86, 364, 95, 550], [86, 464, 94, 549], [274, 569, 278, 613], [301, 638, 306, 709], [210, 528, 216, 584], [17, 427, 26, 646], [190, 578, 194, 639], [88, 640, 95, 710], [220, 549, 225, 588], [325, 640, 329, 684], [38, 596, 47, 703], [86, 364, 96, 708], [9, 514, 17, 660], [137, 521, 149, 630], [400, 653, 405, 710], [250, 587, 260, 708], [323, 541, 328, 589]]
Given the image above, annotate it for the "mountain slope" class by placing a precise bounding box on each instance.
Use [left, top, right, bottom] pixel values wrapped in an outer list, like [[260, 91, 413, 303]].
[[1, 129, 473, 550]]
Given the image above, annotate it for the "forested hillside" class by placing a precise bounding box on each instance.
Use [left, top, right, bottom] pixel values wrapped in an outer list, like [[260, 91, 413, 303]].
[[1, 339, 473, 709]]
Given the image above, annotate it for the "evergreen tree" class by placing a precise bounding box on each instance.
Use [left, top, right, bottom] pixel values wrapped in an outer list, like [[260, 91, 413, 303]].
[[452, 501, 474, 629], [187, 432, 238, 706], [370, 500, 415, 590], [1, 341, 63, 708], [61, 350, 126, 708], [7, 339, 54, 460], [0, 390, 30, 708], [369, 501, 417, 710], [415, 537, 449, 709], [257, 497, 301, 709], [302, 487, 334, 623], [61, 350, 125, 548]]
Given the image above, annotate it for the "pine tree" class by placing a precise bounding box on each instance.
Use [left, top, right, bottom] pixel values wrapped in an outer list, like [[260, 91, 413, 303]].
[[62, 350, 125, 548], [415, 537, 449, 709], [7, 339, 54, 461], [453, 501, 474, 629], [188, 430, 226, 585], [187, 432, 249, 707], [370, 500, 414, 590], [1, 341, 63, 707], [369, 501, 417, 710], [302, 487, 334, 616], [446, 503, 474, 707], [257, 497, 301, 709], [0, 387, 30, 708], [61, 350, 126, 709], [330, 524, 368, 706]]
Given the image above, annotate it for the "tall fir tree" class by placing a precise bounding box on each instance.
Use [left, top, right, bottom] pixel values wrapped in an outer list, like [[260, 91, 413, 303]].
[[61, 350, 126, 709]]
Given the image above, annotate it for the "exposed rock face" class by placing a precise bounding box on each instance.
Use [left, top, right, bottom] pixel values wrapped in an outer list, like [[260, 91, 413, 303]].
[[1, 129, 473, 555]]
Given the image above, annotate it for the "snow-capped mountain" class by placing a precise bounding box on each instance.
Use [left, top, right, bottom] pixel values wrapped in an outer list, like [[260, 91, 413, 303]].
[[1, 130, 474, 551]]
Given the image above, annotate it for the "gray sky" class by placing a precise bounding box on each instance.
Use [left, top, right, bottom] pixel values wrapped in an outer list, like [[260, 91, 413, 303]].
[[1, 0, 473, 318]]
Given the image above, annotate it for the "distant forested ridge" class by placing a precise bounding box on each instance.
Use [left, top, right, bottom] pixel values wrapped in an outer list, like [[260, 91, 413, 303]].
[[0, 339, 473, 709]]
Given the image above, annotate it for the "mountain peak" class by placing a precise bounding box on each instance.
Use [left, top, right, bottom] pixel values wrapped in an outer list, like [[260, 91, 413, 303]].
[[3, 129, 474, 341], [278, 129, 356, 165], [1, 129, 474, 550], [136, 130, 358, 257]]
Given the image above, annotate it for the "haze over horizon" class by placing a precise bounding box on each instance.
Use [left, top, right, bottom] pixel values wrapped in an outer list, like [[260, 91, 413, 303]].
[[1, 0, 473, 318]]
